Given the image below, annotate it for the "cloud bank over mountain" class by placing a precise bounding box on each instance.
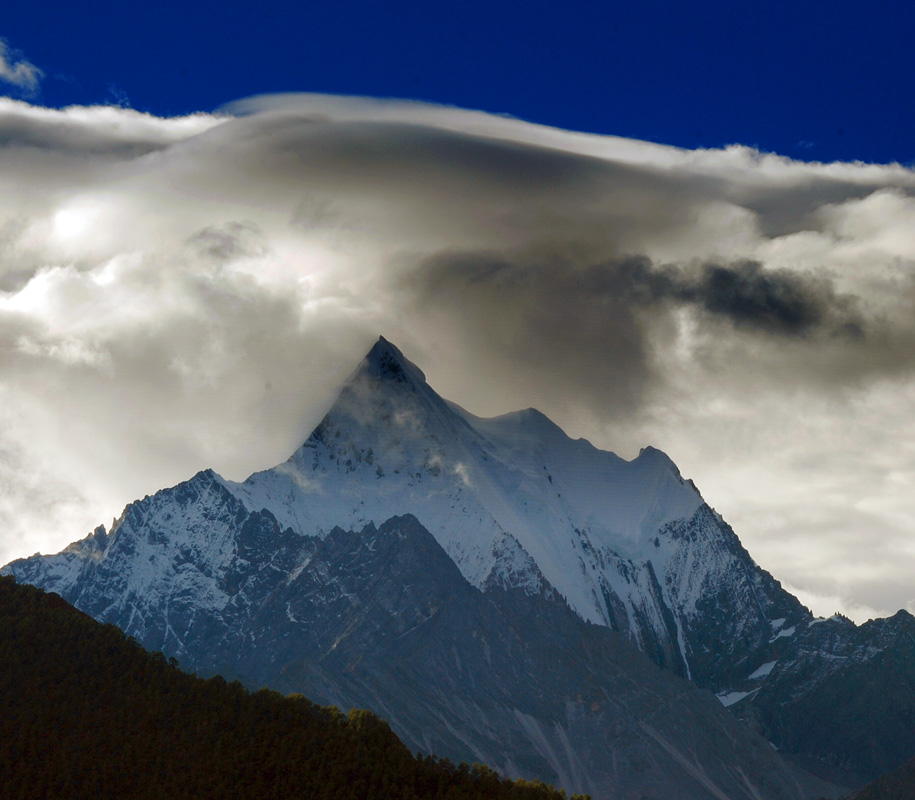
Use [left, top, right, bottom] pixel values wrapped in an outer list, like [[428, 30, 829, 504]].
[[1, 93, 914, 621]]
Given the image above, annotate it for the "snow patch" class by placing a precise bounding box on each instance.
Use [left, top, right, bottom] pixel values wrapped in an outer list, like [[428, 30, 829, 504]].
[[771, 625, 796, 641], [717, 690, 756, 707], [748, 660, 777, 680]]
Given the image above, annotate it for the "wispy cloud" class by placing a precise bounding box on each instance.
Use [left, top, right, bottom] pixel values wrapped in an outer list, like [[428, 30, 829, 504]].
[[1, 94, 914, 621], [0, 39, 43, 95]]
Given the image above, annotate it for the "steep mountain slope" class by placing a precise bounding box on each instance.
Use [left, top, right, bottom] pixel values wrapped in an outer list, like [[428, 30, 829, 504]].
[[226, 336, 808, 690], [4, 336, 908, 792], [0, 575, 579, 800], [3, 511, 836, 800], [10, 337, 806, 691], [730, 611, 915, 787]]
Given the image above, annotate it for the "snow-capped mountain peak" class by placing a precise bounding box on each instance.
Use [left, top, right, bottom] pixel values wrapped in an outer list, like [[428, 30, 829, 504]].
[[5, 337, 807, 688], [358, 335, 429, 387], [3, 336, 909, 793], [206, 339, 802, 685]]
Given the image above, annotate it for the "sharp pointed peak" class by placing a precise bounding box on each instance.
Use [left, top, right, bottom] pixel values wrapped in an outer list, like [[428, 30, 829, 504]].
[[294, 336, 456, 455], [637, 445, 668, 459], [366, 335, 403, 362], [356, 336, 428, 387], [636, 445, 684, 478]]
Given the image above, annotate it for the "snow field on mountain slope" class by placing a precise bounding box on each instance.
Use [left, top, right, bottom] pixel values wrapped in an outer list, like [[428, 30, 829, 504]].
[[14, 337, 768, 676], [224, 352, 708, 632], [98, 475, 240, 613]]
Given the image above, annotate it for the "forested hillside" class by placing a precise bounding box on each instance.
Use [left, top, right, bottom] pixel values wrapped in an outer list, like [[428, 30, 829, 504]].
[[0, 576, 584, 800], [849, 756, 915, 800]]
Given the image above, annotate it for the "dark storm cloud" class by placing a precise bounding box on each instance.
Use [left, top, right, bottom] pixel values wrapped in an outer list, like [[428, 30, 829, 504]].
[[407, 251, 872, 416], [408, 253, 657, 414], [692, 261, 865, 338]]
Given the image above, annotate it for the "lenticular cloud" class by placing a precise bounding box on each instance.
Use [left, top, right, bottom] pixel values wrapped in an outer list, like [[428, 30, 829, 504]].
[[1, 93, 915, 621]]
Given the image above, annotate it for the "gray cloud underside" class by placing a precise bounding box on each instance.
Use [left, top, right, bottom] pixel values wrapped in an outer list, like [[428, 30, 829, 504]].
[[1, 95, 915, 620], [407, 252, 884, 416]]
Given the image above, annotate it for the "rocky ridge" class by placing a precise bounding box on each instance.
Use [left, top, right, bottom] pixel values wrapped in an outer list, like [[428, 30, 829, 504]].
[[5, 337, 912, 792]]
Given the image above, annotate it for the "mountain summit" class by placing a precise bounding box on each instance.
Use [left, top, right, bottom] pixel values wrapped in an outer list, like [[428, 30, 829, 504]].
[[13, 337, 912, 794], [360, 335, 429, 385], [224, 336, 802, 685], [7, 338, 805, 687]]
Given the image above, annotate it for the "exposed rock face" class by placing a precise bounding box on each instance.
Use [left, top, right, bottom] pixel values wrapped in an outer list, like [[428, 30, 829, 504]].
[[4, 503, 835, 799], [733, 611, 915, 787], [223, 337, 809, 691], [4, 336, 908, 793]]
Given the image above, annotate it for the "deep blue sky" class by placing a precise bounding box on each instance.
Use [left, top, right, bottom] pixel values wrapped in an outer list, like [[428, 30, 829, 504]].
[[4, 1, 915, 164]]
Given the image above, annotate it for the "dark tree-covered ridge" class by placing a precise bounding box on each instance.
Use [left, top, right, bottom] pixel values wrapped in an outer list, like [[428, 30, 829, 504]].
[[849, 755, 915, 800], [0, 575, 586, 800]]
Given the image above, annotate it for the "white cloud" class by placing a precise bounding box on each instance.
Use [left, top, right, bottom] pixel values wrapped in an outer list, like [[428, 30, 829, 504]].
[[782, 583, 892, 624], [1, 95, 915, 623], [0, 39, 43, 95]]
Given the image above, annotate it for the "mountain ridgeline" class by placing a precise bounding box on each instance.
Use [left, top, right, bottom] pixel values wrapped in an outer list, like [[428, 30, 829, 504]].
[[5, 337, 914, 796], [0, 575, 581, 800]]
